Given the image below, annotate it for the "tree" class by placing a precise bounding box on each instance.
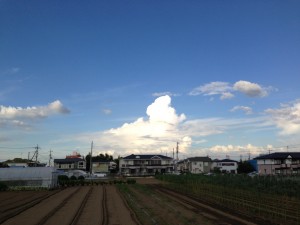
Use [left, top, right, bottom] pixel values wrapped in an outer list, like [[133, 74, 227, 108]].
[[237, 160, 255, 174]]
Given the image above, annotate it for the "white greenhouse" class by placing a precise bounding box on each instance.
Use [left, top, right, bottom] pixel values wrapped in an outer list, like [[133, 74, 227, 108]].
[[0, 167, 58, 188]]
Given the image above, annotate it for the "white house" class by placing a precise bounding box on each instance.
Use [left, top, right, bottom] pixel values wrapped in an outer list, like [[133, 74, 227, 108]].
[[54, 158, 86, 171], [212, 159, 238, 174], [177, 157, 212, 174], [254, 152, 300, 175], [119, 154, 174, 176]]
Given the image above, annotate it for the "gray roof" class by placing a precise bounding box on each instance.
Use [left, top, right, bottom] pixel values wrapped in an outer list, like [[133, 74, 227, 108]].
[[187, 157, 212, 162], [213, 159, 238, 163], [254, 152, 300, 160], [54, 158, 85, 164], [122, 154, 173, 160]]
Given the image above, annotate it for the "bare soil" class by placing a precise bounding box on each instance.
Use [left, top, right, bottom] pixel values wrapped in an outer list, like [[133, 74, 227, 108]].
[[0, 178, 270, 225], [0, 186, 139, 225]]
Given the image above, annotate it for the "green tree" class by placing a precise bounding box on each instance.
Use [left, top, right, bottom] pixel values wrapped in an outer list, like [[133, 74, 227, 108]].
[[237, 161, 255, 174]]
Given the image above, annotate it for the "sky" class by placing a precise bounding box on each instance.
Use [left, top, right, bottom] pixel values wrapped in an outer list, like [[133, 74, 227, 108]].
[[0, 0, 300, 163]]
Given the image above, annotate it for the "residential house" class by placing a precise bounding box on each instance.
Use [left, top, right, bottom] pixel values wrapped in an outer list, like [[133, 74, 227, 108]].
[[92, 159, 110, 173], [254, 152, 300, 175], [119, 154, 174, 176], [54, 158, 86, 171], [212, 159, 238, 174], [177, 157, 212, 174]]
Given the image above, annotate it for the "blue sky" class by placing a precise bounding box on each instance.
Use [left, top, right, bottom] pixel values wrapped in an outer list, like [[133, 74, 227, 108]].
[[1, 0, 300, 163]]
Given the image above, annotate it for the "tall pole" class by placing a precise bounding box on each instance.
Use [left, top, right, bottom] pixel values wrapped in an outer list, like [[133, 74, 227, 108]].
[[49, 150, 53, 167], [176, 142, 179, 161], [35, 145, 39, 167], [90, 141, 93, 175]]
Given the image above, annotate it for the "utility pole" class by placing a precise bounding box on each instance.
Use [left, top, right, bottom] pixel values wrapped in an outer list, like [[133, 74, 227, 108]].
[[176, 142, 179, 161], [90, 141, 93, 175], [49, 150, 53, 167], [173, 148, 174, 159], [31, 145, 40, 167]]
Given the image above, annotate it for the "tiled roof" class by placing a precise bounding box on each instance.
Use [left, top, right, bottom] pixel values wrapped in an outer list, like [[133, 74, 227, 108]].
[[122, 154, 173, 160], [254, 152, 300, 160]]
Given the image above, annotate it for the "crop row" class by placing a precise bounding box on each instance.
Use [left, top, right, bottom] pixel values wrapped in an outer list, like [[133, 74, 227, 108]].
[[156, 174, 300, 225]]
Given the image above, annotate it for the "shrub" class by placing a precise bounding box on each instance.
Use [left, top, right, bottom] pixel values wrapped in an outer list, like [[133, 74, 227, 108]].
[[126, 179, 136, 184], [0, 181, 8, 191], [70, 175, 77, 180], [78, 175, 85, 180]]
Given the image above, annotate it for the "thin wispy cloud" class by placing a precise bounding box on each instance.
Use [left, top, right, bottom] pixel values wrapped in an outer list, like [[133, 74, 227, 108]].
[[230, 106, 253, 115], [1, 67, 20, 76], [102, 109, 112, 115], [189, 81, 232, 99], [189, 80, 273, 100], [152, 92, 180, 97]]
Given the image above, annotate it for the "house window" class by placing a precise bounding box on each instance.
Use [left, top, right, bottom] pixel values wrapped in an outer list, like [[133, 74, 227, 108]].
[[194, 162, 197, 165], [69, 164, 72, 168], [204, 162, 208, 166]]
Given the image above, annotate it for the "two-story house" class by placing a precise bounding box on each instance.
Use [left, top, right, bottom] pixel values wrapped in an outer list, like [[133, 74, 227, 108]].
[[54, 158, 86, 171], [212, 159, 238, 174], [177, 157, 212, 174], [254, 152, 300, 175], [119, 154, 174, 176]]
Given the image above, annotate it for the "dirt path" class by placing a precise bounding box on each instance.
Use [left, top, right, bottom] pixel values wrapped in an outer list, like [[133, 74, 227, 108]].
[[106, 185, 139, 225]]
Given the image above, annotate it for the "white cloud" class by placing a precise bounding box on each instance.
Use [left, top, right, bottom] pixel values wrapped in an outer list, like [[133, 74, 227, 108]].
[[0, 100, 69, 119], [265, 100, 300, 135], [190, 80, 271, 100], [0, 100, 70, 129], [208, 144, 269, 159], [189, 82, 233, 99], [71, 95, 191, 157], [147, 95, 186, 124], [233, 80, 268, 97], [102, 109, 112, 115], [66, 96, 275, 159], [220, 92, 234, 100], [152, 92, 180, 97], [230, 106, 253, 115], [1, 67, 20, 75]]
